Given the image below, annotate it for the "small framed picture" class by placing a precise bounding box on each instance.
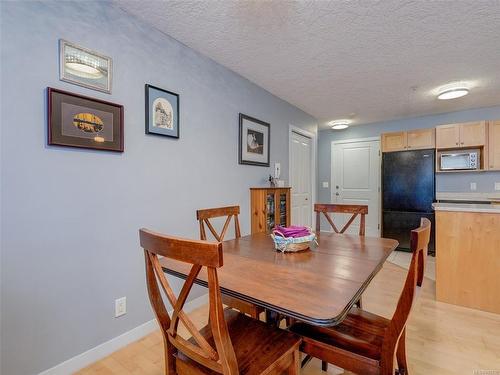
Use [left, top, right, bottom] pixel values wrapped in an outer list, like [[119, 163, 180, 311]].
[[48, 87, 124, 152], [145, 84, 180, 138], [59, 39, 112, 94], [238, 113, 270, 167]]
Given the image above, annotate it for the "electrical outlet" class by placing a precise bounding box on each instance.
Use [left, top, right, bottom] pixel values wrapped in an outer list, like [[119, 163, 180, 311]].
[[322, 181, 329, 188], [274, 163, 281, 179], [115, 297, 126, 318], [470, 182, 477, 191], [495, 182, 500, 191]]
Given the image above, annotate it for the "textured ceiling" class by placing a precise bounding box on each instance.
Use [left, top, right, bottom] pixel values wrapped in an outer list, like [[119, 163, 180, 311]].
[[115, 0, 500, 128]]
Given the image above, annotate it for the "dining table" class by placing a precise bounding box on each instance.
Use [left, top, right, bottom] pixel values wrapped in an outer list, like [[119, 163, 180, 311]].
[[160, 231, 398, 327]]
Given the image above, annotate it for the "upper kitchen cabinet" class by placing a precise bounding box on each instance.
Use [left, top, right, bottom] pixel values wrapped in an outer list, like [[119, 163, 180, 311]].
[[381, 128, 435, 152], [460, 121, 486, 147], [407, 128, 436, 150], [435, 124, 460, 148], [436, 121, 486, 149], [488, 120, 500, 170], [381, 131, 407, 152]]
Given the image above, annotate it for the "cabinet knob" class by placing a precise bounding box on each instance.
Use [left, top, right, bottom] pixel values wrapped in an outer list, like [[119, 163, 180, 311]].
[[456, 142, 459, 145]]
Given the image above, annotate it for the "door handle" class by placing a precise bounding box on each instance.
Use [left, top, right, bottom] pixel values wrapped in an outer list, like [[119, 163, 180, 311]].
[[335, 193, 340, 196]]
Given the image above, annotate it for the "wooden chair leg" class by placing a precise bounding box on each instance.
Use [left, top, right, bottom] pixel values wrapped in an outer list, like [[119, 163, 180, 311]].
[[285, 317, 296, 327], [301, 354, 312, 368], [321, 360, 328, 372], [163, 338, 176, 375], [287, 349, 300, 375], [355, 295, 363, 308], [250, 306, 259, 319], [396, 328, 408, 375]]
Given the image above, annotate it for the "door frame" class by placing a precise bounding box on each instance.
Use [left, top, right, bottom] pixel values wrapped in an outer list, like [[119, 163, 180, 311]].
[[330, 136, 381, 236], [289, 125, 317, 228]]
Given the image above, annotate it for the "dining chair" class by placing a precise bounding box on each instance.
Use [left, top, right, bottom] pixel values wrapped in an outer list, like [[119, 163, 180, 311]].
[[314, 203, 368, 235], [139, 228, 302, 375], [290, 218, 431, 375], [197, 206, 264, 320], [315, 203, 369, 309]]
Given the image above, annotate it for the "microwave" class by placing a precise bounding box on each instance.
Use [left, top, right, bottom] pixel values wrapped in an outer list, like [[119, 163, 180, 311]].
[[440, 151, 479, 171]]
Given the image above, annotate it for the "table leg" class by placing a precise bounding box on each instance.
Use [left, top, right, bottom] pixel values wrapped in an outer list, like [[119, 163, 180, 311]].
[[265, 309, 281, 327]]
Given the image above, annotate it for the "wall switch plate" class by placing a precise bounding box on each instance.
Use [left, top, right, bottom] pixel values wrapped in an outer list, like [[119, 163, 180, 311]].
[[495, 182, 500, 191], [470, 182, 477, 191], [274, 163, 281, 179], [322, 181, 329, 188], [115, 297, 126, 318]]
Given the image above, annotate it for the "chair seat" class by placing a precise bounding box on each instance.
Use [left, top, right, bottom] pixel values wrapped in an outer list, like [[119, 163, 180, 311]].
[[289, 307, 389, 361], [176, 309, 301, 374]]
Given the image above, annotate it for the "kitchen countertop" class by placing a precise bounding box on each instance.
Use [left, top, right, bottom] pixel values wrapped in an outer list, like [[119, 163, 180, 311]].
[[432, 202, 500, 213]]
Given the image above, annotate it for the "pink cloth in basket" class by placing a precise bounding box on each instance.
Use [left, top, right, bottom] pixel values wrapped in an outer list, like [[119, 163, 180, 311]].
[[274, 226, 311, 238]]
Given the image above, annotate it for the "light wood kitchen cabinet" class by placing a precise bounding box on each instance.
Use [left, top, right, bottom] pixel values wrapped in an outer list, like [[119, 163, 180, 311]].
[[436, 209, 500, 314], [381, 128, 435, 152], [407, 128, 436, 150], [460, 121, 486, 147], [488, 120, 500, 170], [436, 121, 486, 149], [381, 131, 407, 152], [435, 124, 460, 148]]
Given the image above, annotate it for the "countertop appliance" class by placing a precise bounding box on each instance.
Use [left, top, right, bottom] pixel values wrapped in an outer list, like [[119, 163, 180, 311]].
[[382, 149, 435, 253], [440, 150, 479, 171]]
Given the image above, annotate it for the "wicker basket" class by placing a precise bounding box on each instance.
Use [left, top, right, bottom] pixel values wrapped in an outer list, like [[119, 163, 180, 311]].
[[271, 230, 316, 253]]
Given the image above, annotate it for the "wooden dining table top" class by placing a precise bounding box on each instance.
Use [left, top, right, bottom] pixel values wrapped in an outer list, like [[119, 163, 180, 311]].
[[160, 232, 398, 326]]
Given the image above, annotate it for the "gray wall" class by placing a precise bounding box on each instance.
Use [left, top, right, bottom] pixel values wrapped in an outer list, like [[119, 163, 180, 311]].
[[0, 2, 317, 374], [318, 106, 500, 204]]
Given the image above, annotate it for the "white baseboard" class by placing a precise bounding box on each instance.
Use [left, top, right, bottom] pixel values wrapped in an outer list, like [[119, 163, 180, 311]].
[[38, 294, 208, 375]]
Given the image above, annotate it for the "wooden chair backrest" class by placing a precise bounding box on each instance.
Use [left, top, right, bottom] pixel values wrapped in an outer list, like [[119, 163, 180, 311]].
[[139, 228, 238, 374], [197, 206, 241, 241], [382, 218, 431, 356], [314, 204, 368, 235]]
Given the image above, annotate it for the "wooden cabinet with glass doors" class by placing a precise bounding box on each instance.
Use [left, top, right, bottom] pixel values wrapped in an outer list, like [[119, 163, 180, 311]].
[[250, 187, 291, 234]]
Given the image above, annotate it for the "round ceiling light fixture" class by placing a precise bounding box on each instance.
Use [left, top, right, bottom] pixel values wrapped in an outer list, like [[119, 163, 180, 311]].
[[437, 84, 470, 100], [329, 119, 351, 130]]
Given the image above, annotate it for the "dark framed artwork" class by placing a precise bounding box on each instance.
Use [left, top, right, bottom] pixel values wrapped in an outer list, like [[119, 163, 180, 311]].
[[48, 87, 124, 152], [59, 39, 112, 94], [238, 113, 270, 166], [145, 84, 180, 138]]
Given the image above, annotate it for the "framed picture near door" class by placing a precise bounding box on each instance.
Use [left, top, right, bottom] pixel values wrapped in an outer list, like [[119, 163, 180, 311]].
[[238, 113, 270, 166]]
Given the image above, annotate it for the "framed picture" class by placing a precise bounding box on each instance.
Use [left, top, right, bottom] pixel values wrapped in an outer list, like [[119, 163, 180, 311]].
[[59, 39, 112, 94], [48, 87, 124, 152], [145, 84, 180, 138], [238, 113, 270, 166]]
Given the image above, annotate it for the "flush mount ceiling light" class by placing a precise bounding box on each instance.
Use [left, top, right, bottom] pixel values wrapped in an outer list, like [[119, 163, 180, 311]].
[[437, 84, 470, 100], [329, 119, 351, 130]]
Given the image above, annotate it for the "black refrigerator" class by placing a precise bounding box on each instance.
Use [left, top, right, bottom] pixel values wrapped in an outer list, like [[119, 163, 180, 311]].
[[382, 149, 435, 253]]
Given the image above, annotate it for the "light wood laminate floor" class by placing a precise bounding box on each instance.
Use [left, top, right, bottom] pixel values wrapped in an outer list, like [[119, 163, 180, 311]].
[[76, 262, 500, 375]]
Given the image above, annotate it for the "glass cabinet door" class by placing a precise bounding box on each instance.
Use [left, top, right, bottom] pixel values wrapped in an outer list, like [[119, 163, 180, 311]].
[[266, 192, 275, 232], [279, 193, 287, 226]]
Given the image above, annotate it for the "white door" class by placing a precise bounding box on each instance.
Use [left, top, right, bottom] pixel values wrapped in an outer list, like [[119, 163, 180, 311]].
[[331, 140, 380, 236], [290, 132, 312, 227]]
